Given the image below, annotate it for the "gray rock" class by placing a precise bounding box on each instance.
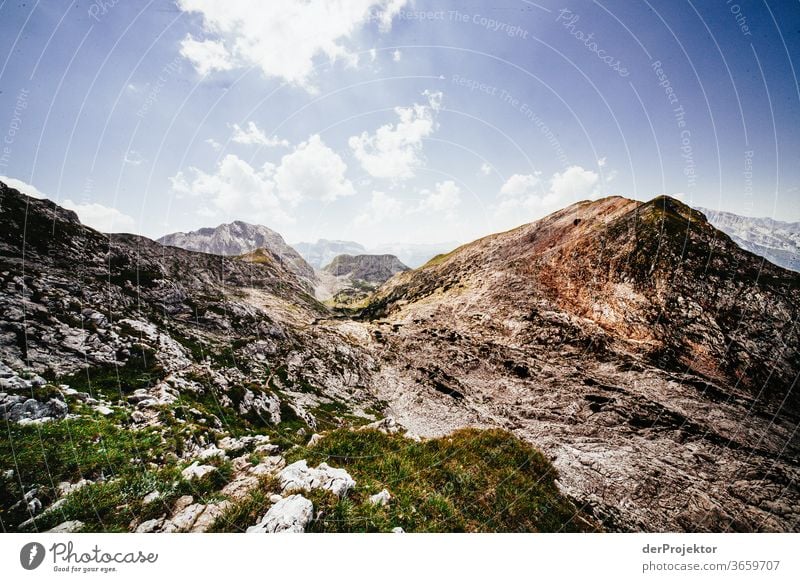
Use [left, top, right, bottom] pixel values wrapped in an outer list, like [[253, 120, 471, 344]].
[[47, 520, 84, 533], [181, 462, 217, 481], [246, 494, 313, 533], [278, 460, 355, 497]]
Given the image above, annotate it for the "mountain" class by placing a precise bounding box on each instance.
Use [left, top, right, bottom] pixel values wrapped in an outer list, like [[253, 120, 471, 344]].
[[697, 207, 800, 272], [292, 239, 367, 269], [293, 239, 454, 270], [363, 195, 800, 531], [323, 254, 408, 284], [317, 254, 409, 305], [2, 180, 799, 533], [158, 221, 317, 290], [369, 241, 458, 268]]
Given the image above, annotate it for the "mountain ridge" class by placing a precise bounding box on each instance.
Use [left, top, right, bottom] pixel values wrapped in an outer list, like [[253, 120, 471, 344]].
[[2, 181, 799, 532]]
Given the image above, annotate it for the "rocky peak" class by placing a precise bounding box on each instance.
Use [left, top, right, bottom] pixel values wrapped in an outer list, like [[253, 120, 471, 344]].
[[158, 220, 317, 291]]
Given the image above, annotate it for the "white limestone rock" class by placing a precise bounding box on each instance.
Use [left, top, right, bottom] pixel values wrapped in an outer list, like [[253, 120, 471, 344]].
[[246, 494, 313, 533]]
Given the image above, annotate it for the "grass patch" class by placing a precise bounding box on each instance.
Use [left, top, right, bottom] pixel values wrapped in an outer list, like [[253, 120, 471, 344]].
[[0, 416, 170, 531], [213, 428, 595, 533]]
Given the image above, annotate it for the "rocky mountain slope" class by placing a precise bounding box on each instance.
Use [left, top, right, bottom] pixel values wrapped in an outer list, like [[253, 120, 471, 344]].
[[158, 221, 317, 291], [698, 207, 800, 272], [293, 239, 367, 270], [363, 195, 800, 532], [2, 181, 799, 533]]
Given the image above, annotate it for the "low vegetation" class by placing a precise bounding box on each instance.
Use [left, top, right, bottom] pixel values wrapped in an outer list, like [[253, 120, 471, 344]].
[[213, 427, 595, 533]]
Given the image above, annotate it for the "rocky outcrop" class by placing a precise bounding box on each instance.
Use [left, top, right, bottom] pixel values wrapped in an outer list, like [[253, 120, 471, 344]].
[[278, 460, 356, 497], [246, 494, 313, 533]]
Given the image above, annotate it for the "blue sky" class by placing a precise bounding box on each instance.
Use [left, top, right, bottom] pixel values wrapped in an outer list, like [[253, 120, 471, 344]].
[[0, 0, 798, 246]]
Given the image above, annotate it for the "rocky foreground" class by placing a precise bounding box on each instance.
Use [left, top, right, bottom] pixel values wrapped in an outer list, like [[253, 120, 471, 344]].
[[1, 181, 798, 532]]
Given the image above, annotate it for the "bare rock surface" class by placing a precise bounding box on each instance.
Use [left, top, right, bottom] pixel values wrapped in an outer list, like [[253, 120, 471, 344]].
[[246, 494, 313, 533]]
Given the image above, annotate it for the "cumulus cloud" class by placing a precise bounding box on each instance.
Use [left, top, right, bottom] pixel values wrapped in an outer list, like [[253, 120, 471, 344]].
[[495, 165, 601, 225], [480, 162, 492, 176], [415, 180, 461, 214], [354, 191, 403, 225], [0, 175, 46, 199], [230, 122, 289, 147], [170, 134, 353, 222], [205, 138, 221, 151], [274, 135, 355, 203], [61, 200, 137, 233], [179, 36, 236, 76], [176, 0, 408, 90], [392, 49, 402, 62], [348, 91, 443, 179]]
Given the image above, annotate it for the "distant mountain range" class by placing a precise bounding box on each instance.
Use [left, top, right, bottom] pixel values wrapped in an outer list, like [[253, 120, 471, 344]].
[[293, 239, 456, 269], [318, 254, 409, 305], [697, 207, 800, 272], [292, 240, 367, 270]]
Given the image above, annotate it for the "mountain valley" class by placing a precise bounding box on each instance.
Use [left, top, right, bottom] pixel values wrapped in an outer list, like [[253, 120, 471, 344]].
[[1, 181, 798, 533]]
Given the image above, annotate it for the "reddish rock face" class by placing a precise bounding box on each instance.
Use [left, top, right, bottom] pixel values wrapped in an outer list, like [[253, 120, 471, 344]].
[[364, 194, 800, 532]]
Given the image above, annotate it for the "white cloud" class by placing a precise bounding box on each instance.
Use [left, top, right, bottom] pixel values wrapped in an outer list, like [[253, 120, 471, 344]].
[[415, 180, 461, 214], [355, 190, 402, 225], [597, 156, 607, 168], [348, 91, 443, 179], [392, 49, 402, 62], [61, 200, 136, 233], [230, 122, 289, 147], [176, 0, 408, 90], [0, 176, 46, 199], [274, 134, 355, 203], [205, 138, 221, 151], [480, 162, 492, 176], [170, 154, 288, 223], [550, 165, 600, 200], [170, 134, 353, 222], [500, 173, 542, 197], [494, 165, 601, 225], [179, 36, 236, 76]]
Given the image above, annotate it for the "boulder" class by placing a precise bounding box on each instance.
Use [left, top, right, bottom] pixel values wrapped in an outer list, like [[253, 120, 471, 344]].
[[246, 494, 313, 533], [181, 462, 217, 481], [278, 460, 355, 497]]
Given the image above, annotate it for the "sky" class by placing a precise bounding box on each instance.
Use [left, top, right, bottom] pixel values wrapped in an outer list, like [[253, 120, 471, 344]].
[[0, 0, 798, 247]]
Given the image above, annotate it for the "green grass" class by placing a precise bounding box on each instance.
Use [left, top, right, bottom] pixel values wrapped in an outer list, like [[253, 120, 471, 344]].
[[215, 428, 595, 533], [0, 416, 170, 531]]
